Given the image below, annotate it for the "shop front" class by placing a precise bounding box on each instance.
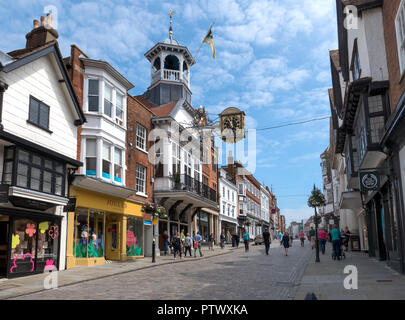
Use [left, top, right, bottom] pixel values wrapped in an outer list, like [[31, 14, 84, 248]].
[[66, 186, 144, 269], [220, 219, 237, 243], [0, 207, 62, 278]]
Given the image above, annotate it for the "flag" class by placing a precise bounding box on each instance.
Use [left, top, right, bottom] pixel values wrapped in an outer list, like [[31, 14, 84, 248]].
[[203, 28, 215, 59]]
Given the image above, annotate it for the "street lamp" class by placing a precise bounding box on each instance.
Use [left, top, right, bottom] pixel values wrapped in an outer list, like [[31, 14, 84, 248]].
[[308, 185, 325, 263]]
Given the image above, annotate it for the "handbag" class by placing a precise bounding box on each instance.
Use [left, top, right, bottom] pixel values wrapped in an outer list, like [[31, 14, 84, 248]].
[[193, 241, 198, 249]]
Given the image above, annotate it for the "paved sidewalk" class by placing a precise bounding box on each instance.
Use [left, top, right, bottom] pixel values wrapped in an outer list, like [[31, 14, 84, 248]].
[[0, 242, 278, 300], [294, 243, 405, 300]]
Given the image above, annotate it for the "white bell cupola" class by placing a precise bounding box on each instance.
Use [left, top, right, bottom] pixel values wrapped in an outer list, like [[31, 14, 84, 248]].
[[143, 11, 195, 106]]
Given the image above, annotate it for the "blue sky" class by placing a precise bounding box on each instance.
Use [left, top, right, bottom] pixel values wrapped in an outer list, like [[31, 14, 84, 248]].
[[0, 0, 338, 225]]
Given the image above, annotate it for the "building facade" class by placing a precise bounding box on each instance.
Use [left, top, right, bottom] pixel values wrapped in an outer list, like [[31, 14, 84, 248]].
[[218, 167, 238, 242], [0, 15, 85, 278]]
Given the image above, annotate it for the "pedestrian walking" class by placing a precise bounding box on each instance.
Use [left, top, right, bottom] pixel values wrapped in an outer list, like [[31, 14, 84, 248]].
[[262, 228, 271, 255], [162, 230, 169, 256], [184, 233, 192, 257], [343, 226, 351, 252], [193, 231, 203, 257], [318, 228, 327, 255], [236, 233, 240, 247], [172, 232, 182, 260], [290, 234, 293, 247], [309, 227, 316, 250], [181, 229, 186, 254], [242, 228, 250, 252], [331, 224, 342, 260], [299, 230, 305, 247], [208, 233, 215, 251], [282, 232, 290, 256], [220, 231, 226, 249]]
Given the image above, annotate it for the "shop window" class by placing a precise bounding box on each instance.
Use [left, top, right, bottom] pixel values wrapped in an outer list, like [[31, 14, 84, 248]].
[[102, 142, 111, 179], [36, 221, 59, 270], [126, 217, 143, 256], [74, 209, 104, 258], [88, 79, 99, 112], [10, 219, 37, 274], [104, 83, 113, 118]]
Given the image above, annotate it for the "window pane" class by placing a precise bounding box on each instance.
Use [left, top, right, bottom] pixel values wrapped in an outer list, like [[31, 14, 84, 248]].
[[39, 103, 49, 129], [114, 148, 122, 183], [136, 125, 146, 150], [29, 98, 39, 123], [86, 158, 97, 176], [114, 148, 122, 165], [55, 175, 63, 196], [368, 95, 383, 113], [136, 164, 146, 193], [17, 163, 28, 187], [19, 150, 29, 163], [31, 167, 41, 191], [45, 159, 53, 170], [103, 142, 111, 160], [88, 79, 99, 95], [55, 162, 63, 174], [86, 139, 97, 157], [43, 171, 52, 193], [104, 84, 112, 101], [75, 211, 89, 258], [32, 155, 41, 166], [102, 160, 111, 179], [104, 100, 112, 117], [88, 96, 99, 112]]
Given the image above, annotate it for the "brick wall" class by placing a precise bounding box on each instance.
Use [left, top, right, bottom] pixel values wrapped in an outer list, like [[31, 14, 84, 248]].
[[126, 95, 154, 204], [383, 0, 404, 111]]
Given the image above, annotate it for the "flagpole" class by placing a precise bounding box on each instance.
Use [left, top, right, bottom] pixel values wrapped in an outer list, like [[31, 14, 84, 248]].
[[194, 21, 215, 62]]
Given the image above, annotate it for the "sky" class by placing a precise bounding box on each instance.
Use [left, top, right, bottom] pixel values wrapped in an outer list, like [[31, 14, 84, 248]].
[[0, 0, 338, 226]]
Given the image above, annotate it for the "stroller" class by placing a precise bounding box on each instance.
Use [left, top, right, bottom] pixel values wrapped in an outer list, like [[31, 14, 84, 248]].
[[331, 234, 346, 260]]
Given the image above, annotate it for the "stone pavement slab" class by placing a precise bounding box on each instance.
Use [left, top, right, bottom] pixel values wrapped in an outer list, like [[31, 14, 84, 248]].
[[294, 243, 405, 300]]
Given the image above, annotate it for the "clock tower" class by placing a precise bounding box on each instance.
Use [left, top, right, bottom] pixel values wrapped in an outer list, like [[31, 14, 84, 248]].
[[143, 12, 195, 106]]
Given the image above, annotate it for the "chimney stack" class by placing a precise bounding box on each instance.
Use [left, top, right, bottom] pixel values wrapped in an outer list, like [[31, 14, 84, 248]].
[[26, 14, 58, 50]]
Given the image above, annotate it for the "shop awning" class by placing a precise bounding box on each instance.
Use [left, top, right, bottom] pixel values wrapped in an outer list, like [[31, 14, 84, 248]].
[[72, 175, 137, 199], [339, 191, 363, 210], [201, 208, 219, 216]]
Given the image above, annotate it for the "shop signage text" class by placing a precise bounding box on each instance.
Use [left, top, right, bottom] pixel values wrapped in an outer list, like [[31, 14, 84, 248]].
[[359, 171, 380, 192]]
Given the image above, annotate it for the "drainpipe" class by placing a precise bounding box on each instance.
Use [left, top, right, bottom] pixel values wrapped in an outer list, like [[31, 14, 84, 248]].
[[0, 80, 9, 131]]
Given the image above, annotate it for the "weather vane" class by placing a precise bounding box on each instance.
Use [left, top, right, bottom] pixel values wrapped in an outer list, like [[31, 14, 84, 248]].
[[169, 10, 175, 40]]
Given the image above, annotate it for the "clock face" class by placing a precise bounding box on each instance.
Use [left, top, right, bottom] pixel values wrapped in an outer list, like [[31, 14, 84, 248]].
[[224, 116, 241, 130]]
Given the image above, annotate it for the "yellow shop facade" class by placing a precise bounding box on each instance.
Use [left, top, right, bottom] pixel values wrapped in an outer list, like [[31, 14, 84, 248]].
[[66, 184, 146, 269]]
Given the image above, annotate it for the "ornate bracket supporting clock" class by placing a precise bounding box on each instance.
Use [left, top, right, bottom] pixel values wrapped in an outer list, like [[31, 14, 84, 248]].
[[219, 107, 246, 144]]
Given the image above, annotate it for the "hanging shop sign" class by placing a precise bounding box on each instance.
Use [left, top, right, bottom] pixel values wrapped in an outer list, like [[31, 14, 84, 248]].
[[359, 171, 380, 192], [0, 184, 9, 203], [63, 198, 77, 212]]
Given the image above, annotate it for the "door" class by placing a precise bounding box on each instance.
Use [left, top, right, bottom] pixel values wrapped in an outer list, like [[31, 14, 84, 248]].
[[0, 216, 9, 277], [105, 216, 120, 261]]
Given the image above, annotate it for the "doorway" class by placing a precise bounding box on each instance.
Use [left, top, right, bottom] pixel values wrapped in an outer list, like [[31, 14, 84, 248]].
[[0, 215, 9, 277], [159, 220, 168, 251], [105, 215, 121, 261]]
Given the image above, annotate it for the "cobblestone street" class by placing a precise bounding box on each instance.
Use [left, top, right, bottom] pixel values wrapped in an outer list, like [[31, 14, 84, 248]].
[[11, 241, 312, 300]]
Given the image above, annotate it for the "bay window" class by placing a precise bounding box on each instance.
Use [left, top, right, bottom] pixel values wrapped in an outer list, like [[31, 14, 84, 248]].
[[2, 146, 66, 197]]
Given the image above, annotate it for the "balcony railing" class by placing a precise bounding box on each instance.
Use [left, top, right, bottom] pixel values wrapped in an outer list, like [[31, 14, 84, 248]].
[[151, 69, 190, 87], [172, 174, 217, 203]]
